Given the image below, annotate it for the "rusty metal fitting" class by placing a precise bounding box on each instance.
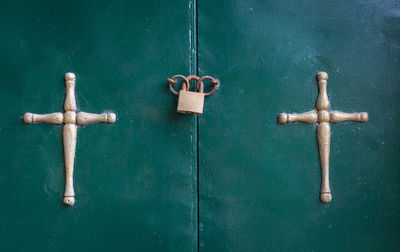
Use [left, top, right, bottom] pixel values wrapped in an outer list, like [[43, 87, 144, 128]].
[[167, 75, 190, 95], [168, 75, 219, 96], [197, 76, 219, 96]]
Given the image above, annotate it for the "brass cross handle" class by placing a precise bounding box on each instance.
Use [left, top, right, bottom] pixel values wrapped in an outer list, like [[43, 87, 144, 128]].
[[23, 73, 116, 206], [278, 72, 368, 203]]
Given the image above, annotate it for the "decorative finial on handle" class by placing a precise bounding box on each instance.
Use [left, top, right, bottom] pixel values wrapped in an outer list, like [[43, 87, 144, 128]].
[[23, 113, 33, 124], [65, 72, 76, 82], [278, 113, 289, 124], [320, 192, 332, 203], [317, 72, 328, 81], [63, 196, 75, 206], [106, 113, 117, 123], [360, 112, 369, 122]]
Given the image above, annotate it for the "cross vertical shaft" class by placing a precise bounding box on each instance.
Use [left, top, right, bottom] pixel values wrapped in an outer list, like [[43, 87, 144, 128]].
[[278, 72, 368, 203], [316, 72, 332, 203], [62, 73, 78, 206]]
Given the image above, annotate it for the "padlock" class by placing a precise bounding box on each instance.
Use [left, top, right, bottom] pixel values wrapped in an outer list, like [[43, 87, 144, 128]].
[[168, 75, 219, 115], [177, 89, 204, 115], [176, 75, 203, 115]]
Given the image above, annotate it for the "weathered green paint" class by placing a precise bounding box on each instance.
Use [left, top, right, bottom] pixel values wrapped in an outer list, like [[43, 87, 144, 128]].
[[0, 0, 399, 251], [0, 1, 197, 251], [198, 0, 400, 251]]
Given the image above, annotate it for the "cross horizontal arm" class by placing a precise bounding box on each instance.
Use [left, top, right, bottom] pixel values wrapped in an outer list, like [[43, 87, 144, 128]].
[[330, 111, 368, 123], [77, 112, 116, 125], [23, 112, 64, 124], [278, 110, 317, 124]]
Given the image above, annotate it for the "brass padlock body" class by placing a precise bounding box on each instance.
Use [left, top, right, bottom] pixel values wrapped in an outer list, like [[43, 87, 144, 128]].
[[177, 90, 205, 115]]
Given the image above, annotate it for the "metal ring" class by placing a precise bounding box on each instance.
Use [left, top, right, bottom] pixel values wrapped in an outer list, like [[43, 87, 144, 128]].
[[168, 75, 190, 96], [187, 75, 201, 82], [186, 75, 200, 92], [198, 76, 219, 96]]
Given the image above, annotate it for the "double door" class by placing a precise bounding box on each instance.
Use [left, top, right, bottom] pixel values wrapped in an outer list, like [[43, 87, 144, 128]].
[[0, 1, 399, 251]]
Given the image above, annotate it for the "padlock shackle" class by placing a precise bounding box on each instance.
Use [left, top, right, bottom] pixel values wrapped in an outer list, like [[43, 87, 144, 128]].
[[187, 75, 201, 82], [187, 75, 201, 92]]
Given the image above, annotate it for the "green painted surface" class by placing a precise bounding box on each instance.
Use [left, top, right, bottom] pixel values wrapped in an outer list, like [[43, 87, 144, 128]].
[[0, 0, 399, 251], [0, 1, 197, 251], [198, 0, 400, 251]]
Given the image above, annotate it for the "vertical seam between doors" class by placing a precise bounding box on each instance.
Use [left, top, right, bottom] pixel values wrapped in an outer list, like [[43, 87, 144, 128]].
[[190, 0, 199, 251], [195, 0, 200, 249]]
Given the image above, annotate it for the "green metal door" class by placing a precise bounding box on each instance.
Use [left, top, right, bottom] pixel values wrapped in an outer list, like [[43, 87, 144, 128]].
[[197, 1, 400, 251], [0, 1, 198, 251], [1, 0, 399, 251]]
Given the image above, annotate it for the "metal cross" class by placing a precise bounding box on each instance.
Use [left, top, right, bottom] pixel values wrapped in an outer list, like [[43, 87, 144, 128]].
[[278, 72, 368, 203], [23, 73, 116, 206]]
